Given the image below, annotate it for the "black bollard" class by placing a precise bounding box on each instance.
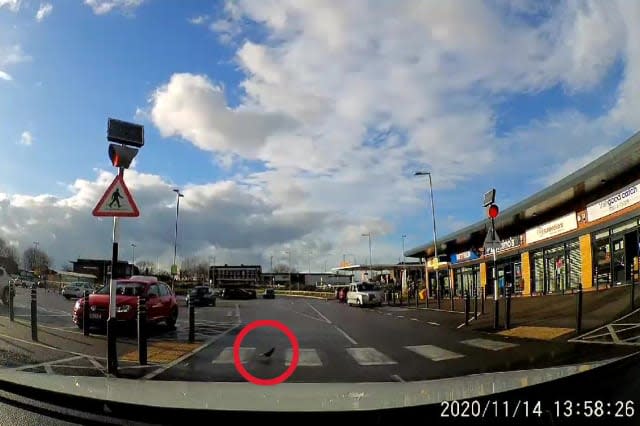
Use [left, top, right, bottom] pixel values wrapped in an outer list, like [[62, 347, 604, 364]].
[[83, 291, 90, 336], [576, 283, 583, 334], [631, 279, 636, 313], [415, 288, 419, 310], [505, 288, 511, 330], [481, 287, 485, 314], [8, 280, 14, 322], [474, 285, 478, 320], [138, 296, 147, 365], [30, 283, 37, 342], [188, 299, 195, 343], [464, 291, 469, 326], [450, 289, 454, 311]]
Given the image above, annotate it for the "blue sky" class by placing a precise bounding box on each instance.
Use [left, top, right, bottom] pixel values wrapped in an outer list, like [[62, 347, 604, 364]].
[[1, 0, 639, 272]]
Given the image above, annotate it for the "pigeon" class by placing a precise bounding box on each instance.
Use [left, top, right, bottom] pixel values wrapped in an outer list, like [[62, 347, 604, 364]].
[[259, 347, 275, 358]]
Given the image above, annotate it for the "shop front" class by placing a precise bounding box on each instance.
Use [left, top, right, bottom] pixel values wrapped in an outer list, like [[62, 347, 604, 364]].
[[453, 264, 480, 297], [483, 235, 523, 296]]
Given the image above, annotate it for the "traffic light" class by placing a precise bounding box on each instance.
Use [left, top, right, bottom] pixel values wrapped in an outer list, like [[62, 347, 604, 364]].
[[108, 143, 138, 169], [487, 204, 499, 219]]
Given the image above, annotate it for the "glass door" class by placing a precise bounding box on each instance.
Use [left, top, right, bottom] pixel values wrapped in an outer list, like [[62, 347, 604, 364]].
[[612, 236, 625, 285]]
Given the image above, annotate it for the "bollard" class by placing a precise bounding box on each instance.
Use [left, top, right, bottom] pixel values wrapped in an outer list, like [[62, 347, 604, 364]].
[[474, 285, 478, 320], [576, 283, 583, 334], [30, 283, 37, 342], [188, 299, 195, 343], [464, 291, 469, 326], [8, 280, 14, 322], [83, 291, 90, 336], [631, 280, 636, 313], [505, 288, 511, 330], [481, 287, 485, 314], [138, 296, 147, 365], [415, 288, 419, 310], [450, 289, 454, 311], [437, 287, 441, 309]]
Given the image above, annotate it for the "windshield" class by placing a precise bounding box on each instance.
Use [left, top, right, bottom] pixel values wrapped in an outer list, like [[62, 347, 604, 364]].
[[0, 1, 637, 420], [95, 282, 144, 296]]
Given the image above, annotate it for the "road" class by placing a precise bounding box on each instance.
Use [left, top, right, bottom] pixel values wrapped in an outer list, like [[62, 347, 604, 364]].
[[0, 288, 636, 383]]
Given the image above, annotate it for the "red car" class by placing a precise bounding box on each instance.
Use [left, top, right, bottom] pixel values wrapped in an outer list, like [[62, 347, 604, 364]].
[[73, 276, 178, 329]]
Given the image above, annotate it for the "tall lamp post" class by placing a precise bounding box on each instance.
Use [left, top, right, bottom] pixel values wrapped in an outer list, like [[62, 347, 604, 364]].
[[172, 189, 184, 290], [131, 243, 136, 266], [415, 171, 440, 308], [361, 233, 372, 281], [401, 234, 407, 264]]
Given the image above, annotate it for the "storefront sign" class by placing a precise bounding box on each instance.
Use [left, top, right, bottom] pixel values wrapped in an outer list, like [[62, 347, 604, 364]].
[[587, 180, 640, 222], [451, 250, 480, 264], [525, 213, 577, 244], [485, 235, 522, 255]]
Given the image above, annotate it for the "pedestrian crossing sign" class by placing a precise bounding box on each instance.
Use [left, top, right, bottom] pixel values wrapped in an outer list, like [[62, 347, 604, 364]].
[[92, 174, 139, 217]]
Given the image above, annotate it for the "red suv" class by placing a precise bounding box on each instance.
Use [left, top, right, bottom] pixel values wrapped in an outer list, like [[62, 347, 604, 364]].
[[73, 277, 178, 329]]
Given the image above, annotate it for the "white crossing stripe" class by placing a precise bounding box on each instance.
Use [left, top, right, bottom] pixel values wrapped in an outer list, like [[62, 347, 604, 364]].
[[461, 338, 518, 351], [285, 348, 323, 367], [212, 347, 255, 364], [346, 347, 397, 366], [405, 345, 465, 361]]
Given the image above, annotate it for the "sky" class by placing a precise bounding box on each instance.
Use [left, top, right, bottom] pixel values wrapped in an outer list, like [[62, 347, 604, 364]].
[[1, 0, 639, 273]]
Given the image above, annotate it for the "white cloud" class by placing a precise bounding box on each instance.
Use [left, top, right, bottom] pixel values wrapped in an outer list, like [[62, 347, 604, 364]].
[[84, 0, 144, 15], [189, 15, 208, 25], [0, 45, 31, 67], [0, 70, 11, 81], [35, 3, 52, 22], [19, 131, 33, 146], [0, 0, 20, 12]]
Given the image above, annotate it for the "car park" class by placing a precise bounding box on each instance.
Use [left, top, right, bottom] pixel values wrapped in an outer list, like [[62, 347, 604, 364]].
[[262, 289, 275, 299], [61, 282, 95, 299], [346, 282, 383, 307], [72, 276, 178, 329], [186, 286, 216, 307]]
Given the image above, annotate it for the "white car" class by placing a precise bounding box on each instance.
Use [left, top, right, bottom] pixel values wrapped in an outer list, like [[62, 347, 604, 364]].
[[62, 282, 95, 299], [346, 282, 383, 307]]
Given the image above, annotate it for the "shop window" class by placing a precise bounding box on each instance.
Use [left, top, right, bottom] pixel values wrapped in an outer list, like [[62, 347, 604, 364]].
[[568, 240, 581, 289], [533, 251, 544, 293], [595, 235, 611, 287], [514, 262, 522, 293]]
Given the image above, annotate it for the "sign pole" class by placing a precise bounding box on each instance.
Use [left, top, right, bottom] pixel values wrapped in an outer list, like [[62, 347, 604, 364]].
[[492, 218, 499, 329], [107, 167, 124, 375]]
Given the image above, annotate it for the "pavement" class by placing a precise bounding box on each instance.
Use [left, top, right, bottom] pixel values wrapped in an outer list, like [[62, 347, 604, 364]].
[[0, 287, 636, 384]]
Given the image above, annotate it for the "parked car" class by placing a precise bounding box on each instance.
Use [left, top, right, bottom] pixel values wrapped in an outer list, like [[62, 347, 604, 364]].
[[0, 267, 10, 305], [262, 289, 275, 299], [221, 287, 257, 300], [186, 286, 216, 307], [62, 282, 95, 299], [346, 282, 383, 307], [72, 276, 178, 329]]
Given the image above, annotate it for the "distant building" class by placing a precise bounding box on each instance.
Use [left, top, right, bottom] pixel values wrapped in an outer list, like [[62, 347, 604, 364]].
[[209, 264, 262, 288], [262, 272, 353, 287], [72, 259, 139, 285]]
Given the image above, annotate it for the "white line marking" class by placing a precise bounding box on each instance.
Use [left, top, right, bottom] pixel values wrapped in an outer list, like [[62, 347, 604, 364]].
[[285, 348, 322, 367], [306, 303, 332, 324], [142, 322, 241, 380], [12, 355, 84, 371], [226, 311, 233, 317], [235, 304, 241, 319], [0, 333, 106, 359], [462, 338, 518, 351], [390, 374, 405, 382], [212, 347, 255, 364], [44, 364, 54, 374], [607, 325, 621, 343], [396, 316, 405, 318], [87, 357, 104, 370], [405, 345, 465, 361], [427, 322, 440, 326], [410, 318, 419, 321], [333, 325, 357, 345], [346, 347, 397, 365]]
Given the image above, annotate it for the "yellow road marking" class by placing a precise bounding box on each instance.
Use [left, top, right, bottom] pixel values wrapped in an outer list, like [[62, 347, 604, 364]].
[[498, 326, 574, 340], [120, 341, 201, 363]]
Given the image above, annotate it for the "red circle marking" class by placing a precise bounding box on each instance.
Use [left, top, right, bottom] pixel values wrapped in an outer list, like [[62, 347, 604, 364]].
[[233, 319, 299, 386]]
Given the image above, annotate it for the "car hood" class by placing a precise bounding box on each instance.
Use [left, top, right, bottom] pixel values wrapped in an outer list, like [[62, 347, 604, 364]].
[[88, 294, 139, 306]]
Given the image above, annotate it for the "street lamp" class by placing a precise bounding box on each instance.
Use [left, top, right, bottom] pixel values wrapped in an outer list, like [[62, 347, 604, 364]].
[[283, 250, 294, 290], [361, 233, 372, 281], [131, 243, 136, 266], [415, 171, 440, 308], [172, 188, 184, 289], [401, 234, 407, 264]]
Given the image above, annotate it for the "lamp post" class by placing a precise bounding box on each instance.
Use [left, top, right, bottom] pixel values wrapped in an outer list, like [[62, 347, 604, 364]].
[[415, 171, 440, 308], [401, 234, 407, 264], [172, 189, 184, 290], [361, 233, 372, 281], [131, 243, 136, 266]]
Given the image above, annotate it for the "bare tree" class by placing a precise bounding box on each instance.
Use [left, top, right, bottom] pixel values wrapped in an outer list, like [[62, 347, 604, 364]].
[[180, 256, 200, 280], [195, 260, 209, 283], [272, 263, 297, 273], [137, 260, 155, 275], [22, 247, 51, 273], [0, 237, 20, 267]]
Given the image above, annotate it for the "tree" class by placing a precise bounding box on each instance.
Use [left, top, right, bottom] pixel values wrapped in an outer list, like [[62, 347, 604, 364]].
[[22, 247, 51, 273], [61, 263, 73, 272], [195, 260, 209, 282], [272, 263, 297, 273], [137, 260, 156, 275], [180, 256, 200, 280], [0, 237, 20, 266]]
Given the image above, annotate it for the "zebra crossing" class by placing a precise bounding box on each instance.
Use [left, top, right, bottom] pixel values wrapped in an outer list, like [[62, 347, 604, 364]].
[[208, 338, 518, 368]]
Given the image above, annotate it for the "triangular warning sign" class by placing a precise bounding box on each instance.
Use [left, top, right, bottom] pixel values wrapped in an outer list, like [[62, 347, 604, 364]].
[[92, 174, 140, 217]]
